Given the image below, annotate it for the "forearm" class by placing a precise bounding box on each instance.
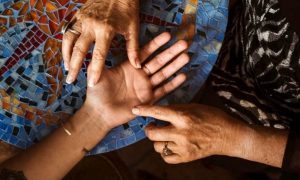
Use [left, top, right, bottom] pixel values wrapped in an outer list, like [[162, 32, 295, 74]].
[[0, 105, 108, 180], [229, 123, 288, 168]]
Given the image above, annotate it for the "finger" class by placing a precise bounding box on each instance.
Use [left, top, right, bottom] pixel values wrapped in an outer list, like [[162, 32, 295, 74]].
[[88, 29, 115, 87], [62, 23, 81, 71], [66, 34, 93, 84], [126, 20, 141, 68], [143, 40, 188, 75], [145, 124, 177, 142], [140, 32, 171, 64], [132, 105, 180, 124], [153, 141, 178, 154], [153, 73, 187, 102], [162, 154, 182, 164], [150, 53, 190, 87]]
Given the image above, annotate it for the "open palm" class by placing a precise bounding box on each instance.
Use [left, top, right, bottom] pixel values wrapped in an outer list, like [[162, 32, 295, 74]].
[[85, 32, 189, 128]]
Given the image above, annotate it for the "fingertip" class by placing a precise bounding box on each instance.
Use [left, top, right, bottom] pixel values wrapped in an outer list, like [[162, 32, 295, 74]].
[[135, 57, 142, 69], [177, 73, 188, 82], [128, 50, 141, 69], [87, 70, 101, 88], [132, 107, 140, 115], [181, 73, 188, 79], [155, 32, 172, 44], [161, 32, 172, 40], [66, 75, 74, 84], [64, 62, 70, 71], [87, 81, 95, 88], [177, 40, 188, 49]]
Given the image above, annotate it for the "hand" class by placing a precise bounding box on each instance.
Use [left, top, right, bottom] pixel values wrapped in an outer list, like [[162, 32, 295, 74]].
[[131, 104, 248, 164], [62, 0, 140, 87], [84, 32, 190, 129]]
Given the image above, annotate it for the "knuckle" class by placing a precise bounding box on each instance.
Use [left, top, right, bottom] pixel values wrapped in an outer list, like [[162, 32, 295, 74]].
[[182, 135, 190, 145], [151, 37, 161, 48], [62, 33, 71, 41], [152, 108, 162, 116], [142, 46, 153, 56], [153, 143, 160, 153], [158, 70, 167, 81], [92, 49, 105, 61], [189, 146, 197, 156], [72, 46, 85, 55], [177, 111, 191, 122], [167, 48, 176, 57], [160, 86, 167, 95], [89, 68, 100, 76], [69, 64, 79, 72], [168, 79, 177, 90], [155, 56, 165, 65]]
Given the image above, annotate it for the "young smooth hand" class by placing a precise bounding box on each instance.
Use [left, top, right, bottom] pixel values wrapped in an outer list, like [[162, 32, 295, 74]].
[[84, 32, 190, 129]]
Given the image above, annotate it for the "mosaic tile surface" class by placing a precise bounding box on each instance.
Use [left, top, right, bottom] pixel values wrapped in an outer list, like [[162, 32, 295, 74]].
[[0, 0, 228, 154]]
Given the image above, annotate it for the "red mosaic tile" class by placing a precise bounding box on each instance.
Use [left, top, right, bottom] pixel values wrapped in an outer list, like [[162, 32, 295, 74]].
[[12, 54, 18, 60], [19, 44, 26, 51], [15, 48, 22, 55], [27, 31, 34, 38], [36, 30, 42, 37], [19, 53, 27, 59], [40, 33, 48, 41], [31, 26, 38, 32], [58, 9, 66, 21], [54, 33, 62, 40], [49, 20, 59, 34], [25, 41, 32, 48]]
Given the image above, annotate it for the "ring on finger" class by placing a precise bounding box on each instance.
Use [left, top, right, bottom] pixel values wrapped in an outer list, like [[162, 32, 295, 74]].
[[162, 141, 174, 156], [62, 19, 81, 35]]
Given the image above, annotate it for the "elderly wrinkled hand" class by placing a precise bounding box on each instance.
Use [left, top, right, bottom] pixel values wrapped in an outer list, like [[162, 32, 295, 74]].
[[62, 0, 140, 87], [132, 104, 248, 164]]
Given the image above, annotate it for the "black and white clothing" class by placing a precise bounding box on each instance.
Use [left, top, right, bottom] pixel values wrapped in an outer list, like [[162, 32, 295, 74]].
[[208, 0, 300, 129], [206, 0, 300, 175]]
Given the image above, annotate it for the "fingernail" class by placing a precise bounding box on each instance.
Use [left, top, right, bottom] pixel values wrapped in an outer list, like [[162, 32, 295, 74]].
[[132, 107, 140, 115], [87, 77, 95, 88], [135, 58, 141, 69], [64, 64, 69, 71], [66, 75, 73, 84]]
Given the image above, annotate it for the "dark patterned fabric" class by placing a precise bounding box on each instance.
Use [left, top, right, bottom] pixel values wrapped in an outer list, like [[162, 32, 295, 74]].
[[208, 0, 300, 129]]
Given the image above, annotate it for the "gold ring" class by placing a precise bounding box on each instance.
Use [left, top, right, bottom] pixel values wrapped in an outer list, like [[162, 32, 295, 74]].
[[62, 20, 81, 35], [162, 141, 173, 156]]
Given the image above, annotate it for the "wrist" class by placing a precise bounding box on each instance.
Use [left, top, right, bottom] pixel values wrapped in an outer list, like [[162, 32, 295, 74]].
[[65, 104, 111, 150], [228, 122, 288, 167], [81, 102, 114, 130], [219, 119, 252, 157], [228, 123, 257, 158]]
